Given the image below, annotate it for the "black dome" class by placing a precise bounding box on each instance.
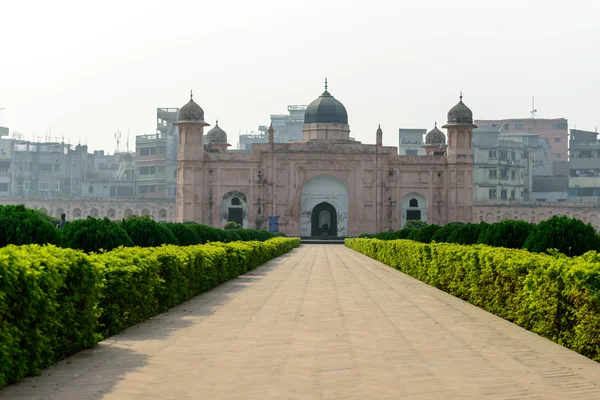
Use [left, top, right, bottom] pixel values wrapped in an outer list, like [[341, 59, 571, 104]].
[[425, 123, 446, 144], [178, 91, 205, 122], [446, 94, 473, 125], [304, 83, 348, 124], [207, 120, 227, 143]]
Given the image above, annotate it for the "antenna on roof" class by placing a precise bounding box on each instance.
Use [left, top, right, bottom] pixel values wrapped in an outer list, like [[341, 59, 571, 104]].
[[530, 97, 537, 119], [114, 130, 122, 153]]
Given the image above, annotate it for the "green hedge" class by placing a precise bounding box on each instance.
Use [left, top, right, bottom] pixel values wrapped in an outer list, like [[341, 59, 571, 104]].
[[345, 238, 600, 362], [0, 237, 300, 388]]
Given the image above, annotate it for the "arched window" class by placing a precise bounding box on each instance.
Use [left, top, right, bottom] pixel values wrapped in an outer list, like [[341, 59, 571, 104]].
[[231, 197, 240, 206], [409, 199, 419, 207]]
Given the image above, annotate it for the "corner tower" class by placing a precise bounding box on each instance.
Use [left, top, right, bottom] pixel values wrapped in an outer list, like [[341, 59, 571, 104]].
[[174, 91, 210, 222], [302, 79, 351, 141], [442, 93, 475, 223]]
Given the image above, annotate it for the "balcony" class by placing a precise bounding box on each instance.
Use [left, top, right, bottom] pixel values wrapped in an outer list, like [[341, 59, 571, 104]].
[[569, 157, 600, 170]]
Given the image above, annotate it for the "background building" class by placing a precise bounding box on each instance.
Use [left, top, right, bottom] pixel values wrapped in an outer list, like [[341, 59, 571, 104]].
[[398, 128, 426, 156], [569, 129, 600, 202], [475, 118, 569, 177]]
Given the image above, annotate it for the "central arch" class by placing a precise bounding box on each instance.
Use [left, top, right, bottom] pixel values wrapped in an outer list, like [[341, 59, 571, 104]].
[[301, 174, 348, 237], [311, 202, 337, 237]]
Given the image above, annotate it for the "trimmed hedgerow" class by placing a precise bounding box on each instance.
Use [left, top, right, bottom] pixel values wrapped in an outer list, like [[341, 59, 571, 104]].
[[345, 238, 600, 362], [0, 237, 300, 388], [164, 223, 201, 246], [524, 215, 600, 257], [119, 216, 179, 247]]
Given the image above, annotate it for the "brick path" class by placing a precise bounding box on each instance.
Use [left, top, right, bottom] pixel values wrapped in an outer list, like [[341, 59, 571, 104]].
[[2, 245, 600, 400]]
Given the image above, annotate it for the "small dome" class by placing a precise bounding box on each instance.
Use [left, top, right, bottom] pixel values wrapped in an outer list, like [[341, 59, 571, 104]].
[[425, 123, 446, 144], [304, 80, 348, 125], [178, 91, 205, 122], [207, 120, 227, 144], [446, 93, 473, 125]]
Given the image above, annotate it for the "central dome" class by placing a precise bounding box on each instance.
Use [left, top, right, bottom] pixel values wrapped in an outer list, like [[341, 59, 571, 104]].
[[304, 81, 348, 125]]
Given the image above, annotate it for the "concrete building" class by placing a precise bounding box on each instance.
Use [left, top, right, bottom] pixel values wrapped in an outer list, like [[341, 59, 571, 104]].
[[135, 108, 180, 199], [10, 141, 90, 198], [475, 118, 569, 177], [398, 128, 426, 156], [176, 85, 476, 235], [569, 129, 600, 202], [0, 138, 13, 196], [81, 151, 136, 198], [239, 105, 308, 151]]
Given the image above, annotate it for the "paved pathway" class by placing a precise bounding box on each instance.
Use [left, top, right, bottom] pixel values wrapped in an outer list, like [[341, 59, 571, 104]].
[[3, 245, 600, 400]]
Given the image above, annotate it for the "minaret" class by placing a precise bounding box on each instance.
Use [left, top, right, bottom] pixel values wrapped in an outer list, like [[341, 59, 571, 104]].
[[442, 92, 476, 223], [174, 90, 210, 223], [376, 124, 383, 146], [268, 123, 274, 145]]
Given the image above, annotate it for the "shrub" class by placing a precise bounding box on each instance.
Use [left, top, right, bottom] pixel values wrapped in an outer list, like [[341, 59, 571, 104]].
[[447, 222, 488, 245], [408, 224, 440, 243], [62, 217, 133, 253], [345, 238, 600, 362], [404, 220, 427, 229], [186, 224, 223, 243], [321, 232, 329, 240], [164, 223, 201, 246], [431, 222, 464, 243], [0, 205, 61, 247], [119, 216, 179, 247], [477, 220, 534, 249], [397, 228, 414, 239], [0, 245, 101, 387], [224, 221, 242, 230], [524, 215, 600, 256], [221, 230, 243, 242]]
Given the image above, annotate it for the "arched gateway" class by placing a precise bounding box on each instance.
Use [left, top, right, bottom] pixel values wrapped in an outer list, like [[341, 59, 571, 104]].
[[301, 174, 348, 237]]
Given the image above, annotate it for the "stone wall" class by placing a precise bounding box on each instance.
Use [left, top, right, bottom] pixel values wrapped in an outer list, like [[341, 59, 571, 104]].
[[1, 197, 176, 222]]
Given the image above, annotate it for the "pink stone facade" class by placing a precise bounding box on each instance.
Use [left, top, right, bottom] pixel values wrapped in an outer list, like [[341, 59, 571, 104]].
[[176, 89, 475, 236]]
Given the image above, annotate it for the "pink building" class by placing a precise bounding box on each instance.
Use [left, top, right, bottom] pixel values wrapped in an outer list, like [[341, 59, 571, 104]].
[[175, 85, 476, 236]]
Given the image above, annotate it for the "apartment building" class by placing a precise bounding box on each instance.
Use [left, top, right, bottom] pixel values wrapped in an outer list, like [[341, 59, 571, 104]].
[[398, 128, 426, 156], [569, 129, 600, 202]]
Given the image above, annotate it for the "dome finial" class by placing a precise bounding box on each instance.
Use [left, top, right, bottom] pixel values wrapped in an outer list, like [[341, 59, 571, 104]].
[[460, 91, 463, 102], [435, 121, 437, 128], [216, 119, 219, 126], [190, 89, 193, 100], [325, 77, 328, 91]]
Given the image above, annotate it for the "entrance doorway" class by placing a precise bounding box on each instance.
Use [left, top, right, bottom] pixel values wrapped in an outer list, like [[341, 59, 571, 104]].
[[311, 202, 337, 237], [228, 208, 243, 225]]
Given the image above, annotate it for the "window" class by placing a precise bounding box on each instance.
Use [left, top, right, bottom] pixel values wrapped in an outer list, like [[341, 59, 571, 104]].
[[489, 189, 497, 199], [157, 185, 166, 192], [552, 122, 568, 130], [511, 152, 516, 161], [231, 197, 241, 206], [409, 199, 419, 207], [39, 182, 52, 191], [503, 124, 509, 130], [157, 166, 166, 174], [54, 182, 60, 191], [501, 189, 508, 200], [500, 150, 508, 160], [405, 149, 418, 156], [138, 166, 156, 175], [173, 169, 177, 178], [0, 183, 8, 192], [554, 153, 561, 158], [500, 168, 509, 179], [488, 150, 497, 158], [158, 146, 167, 155], [0, 161, 9, 172], [488, 169, 497, 178], [139, 147, 157, 156], [515, 124, 524, 129], [511, 170, 516, 180], [138, 185, 156, 194], [511, 190, 516, 200], [54, 163, 60, 172], [554, 138, 561, 143], [23, 181, 31, 191], [39, 164, 52, 172]]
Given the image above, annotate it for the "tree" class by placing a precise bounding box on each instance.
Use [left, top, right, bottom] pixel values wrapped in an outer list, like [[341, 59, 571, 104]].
[[524, 216, 600, 256], [62, 217, 133, 253], [0, 205, 61, 246], [431, 222, 464, 243], [164, 223, 201, 246], [408, 224, 441, 243], [447, 223, 489, 245], [477, 220, 534, 249], [224, 221, 243, 230], [119, 216, 179, 247]]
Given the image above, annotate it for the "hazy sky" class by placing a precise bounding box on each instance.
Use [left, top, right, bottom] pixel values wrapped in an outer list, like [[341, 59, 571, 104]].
[[1, 0, 598, 153]]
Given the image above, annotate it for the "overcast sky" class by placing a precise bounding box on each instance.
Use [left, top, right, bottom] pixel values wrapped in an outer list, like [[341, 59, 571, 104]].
[[1, 0, 598, 153]]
